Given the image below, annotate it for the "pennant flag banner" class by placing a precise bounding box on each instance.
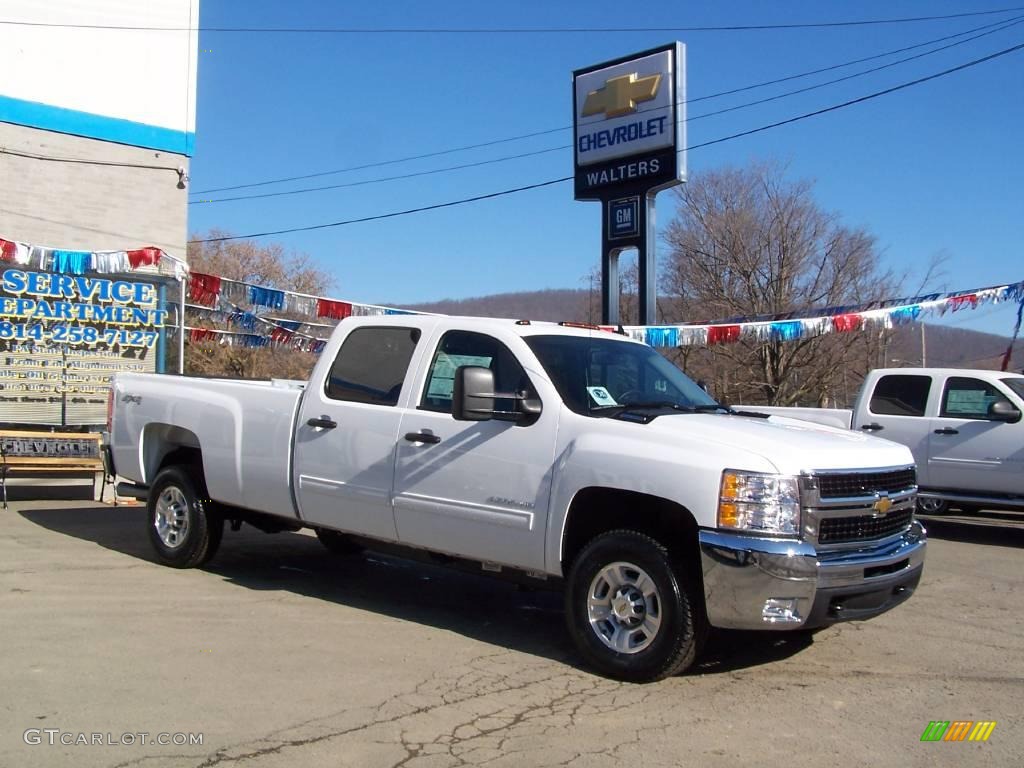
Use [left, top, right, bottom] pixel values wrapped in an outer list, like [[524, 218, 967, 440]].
[[0, 234, 185, 278], [621, 280, 1024, 348], [12, 231, 1015, 358], [181, 325, 328, 354], [169, 267, 430, 353]]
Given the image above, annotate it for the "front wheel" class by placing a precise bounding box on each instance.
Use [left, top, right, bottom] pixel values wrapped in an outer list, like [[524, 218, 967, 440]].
[[916, 497, 949, 515], [147, 465, 223, 568], [565, 529, 705, 682]]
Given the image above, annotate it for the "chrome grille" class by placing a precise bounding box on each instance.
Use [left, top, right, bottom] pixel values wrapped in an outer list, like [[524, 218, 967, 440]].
[[817, 468, 917, 499], [818, 509, 915, 544], [803, 466, 917, 547]]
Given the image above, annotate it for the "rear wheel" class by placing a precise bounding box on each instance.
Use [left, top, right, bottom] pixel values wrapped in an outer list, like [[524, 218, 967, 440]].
[[147, 465, 222, 568], [565, 529, 705, 682], [315, 527, 363, 555], [916, 497, 949, 515]]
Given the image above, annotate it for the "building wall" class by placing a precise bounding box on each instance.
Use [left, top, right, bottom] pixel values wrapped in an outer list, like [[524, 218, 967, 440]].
[[0, 0, 199, 259], [0, 123, 189, 256], [1, 0, 198, 154], [0, 1, 198, 425]]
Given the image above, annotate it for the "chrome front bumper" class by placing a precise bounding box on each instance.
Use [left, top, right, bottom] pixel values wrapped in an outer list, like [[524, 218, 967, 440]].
[[698, 521, 926, 630]]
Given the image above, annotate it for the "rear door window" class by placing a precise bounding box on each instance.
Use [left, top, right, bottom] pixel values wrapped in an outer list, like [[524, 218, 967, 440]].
[[869, 375, 931, 417], [325, 327, 420, 405]]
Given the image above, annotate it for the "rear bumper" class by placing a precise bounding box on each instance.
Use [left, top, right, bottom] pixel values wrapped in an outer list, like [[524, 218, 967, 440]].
[[698, 521, 926, 630]]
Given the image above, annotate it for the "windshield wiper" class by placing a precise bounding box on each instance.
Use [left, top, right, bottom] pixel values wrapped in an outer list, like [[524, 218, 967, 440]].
[[591, 401, 698, 416], [692, 403, 730, 413]]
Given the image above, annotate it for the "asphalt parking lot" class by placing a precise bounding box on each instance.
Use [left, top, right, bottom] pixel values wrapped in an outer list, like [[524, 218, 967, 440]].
[[1, 491, 1021, 768]]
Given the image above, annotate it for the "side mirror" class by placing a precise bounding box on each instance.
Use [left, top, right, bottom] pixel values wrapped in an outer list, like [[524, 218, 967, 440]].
[[452, 366, 543, 423], [453, 366, 495, 421], [989, 400, 1022, 423]]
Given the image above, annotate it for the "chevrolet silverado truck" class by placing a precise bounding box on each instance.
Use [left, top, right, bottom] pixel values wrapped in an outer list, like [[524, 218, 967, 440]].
[[108, 316, 926, 681], [742, 368, 1024, 515]]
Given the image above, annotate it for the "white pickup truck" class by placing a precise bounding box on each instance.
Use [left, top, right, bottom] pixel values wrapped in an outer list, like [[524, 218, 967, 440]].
[[109, 316, 926, 681], [746, 368, 1024, 515]]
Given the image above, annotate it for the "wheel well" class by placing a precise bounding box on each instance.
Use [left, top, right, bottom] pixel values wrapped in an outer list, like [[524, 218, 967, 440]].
[[142, 423, 202, 483], [158, 447, 202, 473], [561, 488, 700, 576]]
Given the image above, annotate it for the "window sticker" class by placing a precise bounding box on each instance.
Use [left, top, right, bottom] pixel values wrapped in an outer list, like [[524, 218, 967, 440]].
[[587, 386, 618, 407], [427, 354, 493, 399], [946, 389, 989, 415]]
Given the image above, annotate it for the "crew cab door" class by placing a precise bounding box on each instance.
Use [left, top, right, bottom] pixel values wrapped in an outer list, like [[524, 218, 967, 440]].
[[927, 375, 1024, 495], [294, 324, 426, 539], [392, 329, 557, 572], [856, 373, 936, 484]]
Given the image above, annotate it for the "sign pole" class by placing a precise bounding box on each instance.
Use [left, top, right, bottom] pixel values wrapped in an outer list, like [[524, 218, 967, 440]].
[[178, 276, 186, 374]]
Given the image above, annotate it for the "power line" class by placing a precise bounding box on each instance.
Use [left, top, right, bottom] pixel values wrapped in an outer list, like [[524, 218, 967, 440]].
[[190, 177, 573, 242], [0, 145, 181, 172], [190, 17, 1024, 206], [190, 146, 569, 204], [190, 14, 1022, 196], [9, 12, 1015, 186], [687, 15, 1024, 124], [189, 40, 1024, 244], [4, 7, 1024, 33], [685, 40, 1024, 151]]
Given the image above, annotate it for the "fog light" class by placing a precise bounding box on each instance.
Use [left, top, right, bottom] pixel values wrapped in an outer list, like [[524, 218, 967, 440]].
[[762, 598, 802, 624]]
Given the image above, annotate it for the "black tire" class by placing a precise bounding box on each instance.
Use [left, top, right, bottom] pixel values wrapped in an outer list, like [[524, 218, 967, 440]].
[[315, 527, 363, 555], [147, 465, 223, 568], [565, 529, 706, 683], [916, 497, 949, 515]]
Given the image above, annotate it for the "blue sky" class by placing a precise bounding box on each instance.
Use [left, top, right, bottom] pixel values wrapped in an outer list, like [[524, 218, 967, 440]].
[[186, 1, 1024, 338]]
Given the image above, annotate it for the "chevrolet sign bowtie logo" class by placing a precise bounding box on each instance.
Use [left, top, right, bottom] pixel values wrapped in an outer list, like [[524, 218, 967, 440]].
[[582, 72, 662, 119], [873, 494, 893, 516]]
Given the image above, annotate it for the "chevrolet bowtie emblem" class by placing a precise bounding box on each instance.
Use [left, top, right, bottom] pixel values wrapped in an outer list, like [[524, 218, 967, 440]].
[[582, 72, 662, 119], [873, 495, 893, 516]]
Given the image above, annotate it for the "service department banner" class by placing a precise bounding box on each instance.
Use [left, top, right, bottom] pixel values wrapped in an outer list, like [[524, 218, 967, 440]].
[[0, 268, 168, 426]]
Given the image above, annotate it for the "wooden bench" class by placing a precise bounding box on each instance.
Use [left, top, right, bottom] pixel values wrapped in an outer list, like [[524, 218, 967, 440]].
[[0, 430, 109, 509]]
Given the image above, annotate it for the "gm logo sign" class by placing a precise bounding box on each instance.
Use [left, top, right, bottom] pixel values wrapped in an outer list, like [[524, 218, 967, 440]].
[[608, 196, 640, 239]]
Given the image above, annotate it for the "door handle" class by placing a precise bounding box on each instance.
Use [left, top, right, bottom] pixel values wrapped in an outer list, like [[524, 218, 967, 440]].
[[860, 423, 884, 431], [933, 427, 959, 435], [404, 432, 441, 444], [306, 417, 337, 429]]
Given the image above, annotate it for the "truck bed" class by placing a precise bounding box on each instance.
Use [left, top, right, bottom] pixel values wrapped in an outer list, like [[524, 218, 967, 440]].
[[109, 373, 305, 517]]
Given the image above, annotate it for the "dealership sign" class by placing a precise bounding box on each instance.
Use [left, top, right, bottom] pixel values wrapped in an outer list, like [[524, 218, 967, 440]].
[[0, 269, 166, 426], [572, 43, 686, 326], [573, 43, 686, 200]]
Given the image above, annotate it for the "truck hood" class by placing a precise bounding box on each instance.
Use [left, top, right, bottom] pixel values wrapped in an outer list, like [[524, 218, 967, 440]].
[[640, 411, 913, 474]]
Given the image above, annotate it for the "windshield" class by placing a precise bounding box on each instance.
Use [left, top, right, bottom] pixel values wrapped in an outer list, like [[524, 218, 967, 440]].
[[524, 334, 720, 416], [1002, 377, 1024, 402]]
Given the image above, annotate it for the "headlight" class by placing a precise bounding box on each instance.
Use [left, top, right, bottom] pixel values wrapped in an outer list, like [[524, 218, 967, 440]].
[[718, 470, 801, 536]]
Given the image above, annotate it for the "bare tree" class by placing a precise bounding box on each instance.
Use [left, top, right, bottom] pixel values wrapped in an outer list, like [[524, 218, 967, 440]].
[[661, 162, 896, 406], [168, 231, 334, 379]]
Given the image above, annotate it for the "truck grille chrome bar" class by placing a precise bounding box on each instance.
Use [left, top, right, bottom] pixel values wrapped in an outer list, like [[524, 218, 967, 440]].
[[801, 466, 917, 546]]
